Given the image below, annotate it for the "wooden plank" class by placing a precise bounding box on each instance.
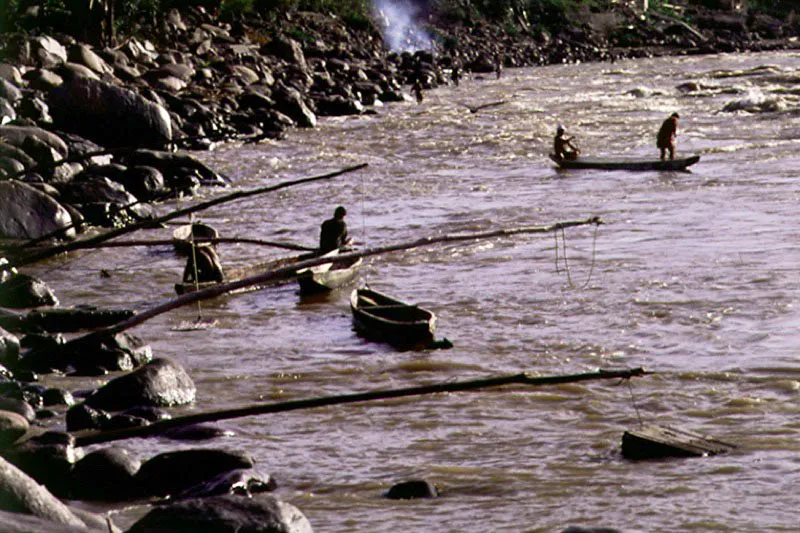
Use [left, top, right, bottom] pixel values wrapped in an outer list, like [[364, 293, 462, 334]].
[[621, 424, 736, 460]]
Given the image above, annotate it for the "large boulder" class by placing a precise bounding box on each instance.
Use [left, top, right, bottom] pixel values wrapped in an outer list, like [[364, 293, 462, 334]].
[[0, 410, 29, 448], [0, 125, 68, 162], [70, 446, 142, 501], [0, 274, 58, 309], [0, 181, 73, 240], [135, 449, 255, 498], [127, 494, 313, 533], [0, 456, 86, 529], [83, 357, 195, 411], [273, 85, 316, 128], [48, 78, 172, 148]]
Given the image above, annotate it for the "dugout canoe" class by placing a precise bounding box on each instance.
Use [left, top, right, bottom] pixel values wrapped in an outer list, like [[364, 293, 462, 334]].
[[297, 249, 363, 295], [350, 287, 436, 349], [549, 154, 700, 171]]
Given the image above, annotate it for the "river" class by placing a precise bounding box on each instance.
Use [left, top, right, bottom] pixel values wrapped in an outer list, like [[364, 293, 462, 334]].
[[28, 50, 800, 531]]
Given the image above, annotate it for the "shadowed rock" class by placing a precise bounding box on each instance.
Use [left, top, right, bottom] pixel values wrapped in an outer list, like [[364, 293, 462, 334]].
[[71, 446, 142, 501], [0, 274, 58, 309], [135, 449, 255, 498], [0, 180, 74, 240], [127, 494, 313, 533], [48, 77, 172, 148], [384, 479, 439, 500]]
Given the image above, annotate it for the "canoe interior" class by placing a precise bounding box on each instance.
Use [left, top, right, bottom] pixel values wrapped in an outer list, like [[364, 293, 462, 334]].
[[350, 288, 437, 349], [297, 251, 363, 294]]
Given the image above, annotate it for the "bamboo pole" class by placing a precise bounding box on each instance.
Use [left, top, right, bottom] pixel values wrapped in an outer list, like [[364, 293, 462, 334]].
[[71, 237, 317, 252], [3, 163, 367, 271], [63, 216, 602, 349], [73, 366, 647, 447]]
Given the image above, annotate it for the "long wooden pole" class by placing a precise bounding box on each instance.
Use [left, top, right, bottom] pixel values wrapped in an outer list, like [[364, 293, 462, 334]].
[[3, 163, 367, 271], [64, 216, 601, 349], [73, 366, 647, 447], [69, 237, 317, 252]]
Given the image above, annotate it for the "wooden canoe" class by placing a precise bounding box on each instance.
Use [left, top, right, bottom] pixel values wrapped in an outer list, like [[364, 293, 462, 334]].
[[350, 287, 437, 349], [297, 249, 363, 295], [172, 222, 219, 255], [621, 424, 736, 460], [174, 252, 314, 295], [549, 153, 700, 171]]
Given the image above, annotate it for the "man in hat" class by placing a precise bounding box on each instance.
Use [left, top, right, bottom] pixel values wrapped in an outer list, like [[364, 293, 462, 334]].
[[183, 243, 224, 283], [553, 125, 580, 161], [319, 206, 349, 254], [657, 112, 680, 160]]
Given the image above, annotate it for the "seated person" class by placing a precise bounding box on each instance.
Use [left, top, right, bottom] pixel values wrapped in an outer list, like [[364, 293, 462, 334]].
[[183, 243, 224, 283], [553, 125, 580, 161], [319, 206, 349, 254]]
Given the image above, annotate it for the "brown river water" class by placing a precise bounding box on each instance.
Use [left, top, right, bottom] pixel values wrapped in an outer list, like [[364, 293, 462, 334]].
[[26, 50, 800, 531]]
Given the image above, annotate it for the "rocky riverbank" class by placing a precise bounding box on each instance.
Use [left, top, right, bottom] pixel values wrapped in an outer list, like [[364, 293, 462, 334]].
[[0, 2, 799, 531]]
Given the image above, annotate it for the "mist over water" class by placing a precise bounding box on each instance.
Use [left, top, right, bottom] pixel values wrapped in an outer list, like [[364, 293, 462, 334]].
[[372, 0, 433, 52], [33, 51, 800, 531]]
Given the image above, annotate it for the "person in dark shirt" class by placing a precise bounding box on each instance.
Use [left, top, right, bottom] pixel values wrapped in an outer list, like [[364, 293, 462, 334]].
[[657, 112, 680, 161], [319, 206, 349, 254], [553, 125, 580, 161]]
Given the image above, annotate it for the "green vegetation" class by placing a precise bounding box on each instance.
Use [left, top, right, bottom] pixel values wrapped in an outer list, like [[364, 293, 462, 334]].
[[0, 0, 795, 48]]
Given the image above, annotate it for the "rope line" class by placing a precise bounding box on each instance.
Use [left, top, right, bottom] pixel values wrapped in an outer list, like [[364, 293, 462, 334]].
[[626, 378, 644, 428]]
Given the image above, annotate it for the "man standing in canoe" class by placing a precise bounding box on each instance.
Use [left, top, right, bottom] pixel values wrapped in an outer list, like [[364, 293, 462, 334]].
[[657, 112, 679, 160], [319, 206, 349, 254]]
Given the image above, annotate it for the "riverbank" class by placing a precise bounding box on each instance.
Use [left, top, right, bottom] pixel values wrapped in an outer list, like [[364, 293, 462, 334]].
[[1, 2, 800, 528]]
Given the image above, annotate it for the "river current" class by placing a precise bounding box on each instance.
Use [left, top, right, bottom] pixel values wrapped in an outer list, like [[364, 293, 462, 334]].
[[29, 50, 800, 531]]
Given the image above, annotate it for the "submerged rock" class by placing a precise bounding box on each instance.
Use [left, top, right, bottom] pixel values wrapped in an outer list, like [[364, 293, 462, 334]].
[[384, 479, 439, 500]]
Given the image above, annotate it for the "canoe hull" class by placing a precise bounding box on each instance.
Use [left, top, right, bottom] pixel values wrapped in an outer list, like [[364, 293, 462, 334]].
[[297, 251, 363, 295], [550, 154, 700, 171], [350, 288, 436, 349]]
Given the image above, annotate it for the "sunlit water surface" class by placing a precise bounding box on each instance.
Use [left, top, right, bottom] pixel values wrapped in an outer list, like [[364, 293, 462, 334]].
[[29, 51, 800, 532]]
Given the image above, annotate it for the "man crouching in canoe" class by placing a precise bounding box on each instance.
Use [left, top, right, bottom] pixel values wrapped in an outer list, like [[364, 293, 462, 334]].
[[553, 125, 580, 161], [183, 243, 224, 283]]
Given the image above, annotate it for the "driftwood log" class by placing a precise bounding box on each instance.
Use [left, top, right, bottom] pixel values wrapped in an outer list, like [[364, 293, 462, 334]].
[[73, 367, 648, 446]]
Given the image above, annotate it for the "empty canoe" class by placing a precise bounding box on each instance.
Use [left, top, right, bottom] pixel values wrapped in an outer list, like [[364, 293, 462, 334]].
[[350, 287, 436, 349]]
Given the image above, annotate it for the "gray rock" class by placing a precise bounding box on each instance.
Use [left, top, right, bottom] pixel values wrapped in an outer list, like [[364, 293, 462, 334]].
[[266, 35, 307, 70], [57, 62, 101, 82], [174, 469, 276, 500], [48, 78, 172, 148], [0, 456, 85, 528], [149, 75, 187, 92], [3, 438, 82, 500], [0, 63, 23, 85], [128, 494, 313, 533], [61, 176, 138, 205], [0, 125, 68, 160], [0, 79, 22, 103], [0, 397, 36, 423], [22, 68, 64, 91], [0, 327, 20, 367], [84, 357, 195, 411], [315, 94, 364, 116], [0, 157, 25, 177], [118, 165, 166, 200], [229, 65, 260, 86], [68, 44, 114, 77], [120, 149, 227, 186], [0, 142, 36, 169], [0, 98, 16, 125], [0, 508, 100, 532], [0, 273, 58, 309], [32, 36, 67, 66], [0, 180, 74, 240], [18, 95, 53, 124], [273, 85, 316, 128], [0, 410, 29, 448], [65, 403, 111, 432]]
